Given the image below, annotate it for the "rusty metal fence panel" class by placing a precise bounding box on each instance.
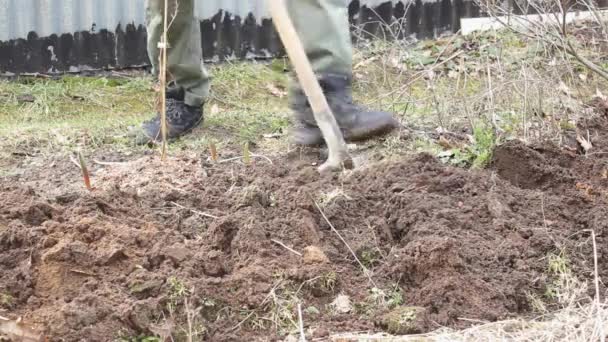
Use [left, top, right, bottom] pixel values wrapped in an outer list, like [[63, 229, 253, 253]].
[[0, 0, 483, 74]]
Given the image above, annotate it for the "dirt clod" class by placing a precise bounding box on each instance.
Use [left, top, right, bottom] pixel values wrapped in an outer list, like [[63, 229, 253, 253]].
[[163, 245, 190, 266], [331, 295, 353, 314], [377, 306, 429, 335], [303, 246, 329, 265]]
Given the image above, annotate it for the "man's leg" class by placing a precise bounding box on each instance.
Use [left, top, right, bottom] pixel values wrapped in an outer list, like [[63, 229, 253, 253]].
[[141, 0, 210, 141], [286, 0, 399, 146]]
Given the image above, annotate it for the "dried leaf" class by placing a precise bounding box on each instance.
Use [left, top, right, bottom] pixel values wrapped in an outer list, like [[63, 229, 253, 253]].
[[594, 89, 607, 101], [353, 56, 378, 70], [558, 81, 573, 97], [447, 70, 460, 79], [576, 135, 593, 152], [601, 169, 608, 179], [266, 83, 287, 98], [210, 104, 221, 115], [575, 182, 596, 198], [438, 136, 453, 149], [548, 58, 558, 66], [578, 73, 587, 82], [388, 57, 407, 72]]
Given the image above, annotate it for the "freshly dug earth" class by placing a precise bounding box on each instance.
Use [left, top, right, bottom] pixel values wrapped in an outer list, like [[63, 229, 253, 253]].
[[1, 116, 608, 341]]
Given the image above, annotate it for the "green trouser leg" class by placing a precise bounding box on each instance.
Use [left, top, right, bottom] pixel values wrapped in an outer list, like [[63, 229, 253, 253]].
[[146, 0, 351, 107], [284, 0, 398, 146], [146, 0, 209, 107], [286, 0, 353, 76]]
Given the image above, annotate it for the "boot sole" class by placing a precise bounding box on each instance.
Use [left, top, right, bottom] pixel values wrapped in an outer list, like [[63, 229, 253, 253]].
[[293, 122, 399, 147]]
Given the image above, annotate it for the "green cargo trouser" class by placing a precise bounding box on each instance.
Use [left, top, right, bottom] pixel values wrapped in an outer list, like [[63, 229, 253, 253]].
[[146, 0, 352, 107]]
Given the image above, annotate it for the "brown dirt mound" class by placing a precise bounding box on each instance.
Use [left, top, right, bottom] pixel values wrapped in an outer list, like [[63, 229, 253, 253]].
[[1, 116, 608, 341]]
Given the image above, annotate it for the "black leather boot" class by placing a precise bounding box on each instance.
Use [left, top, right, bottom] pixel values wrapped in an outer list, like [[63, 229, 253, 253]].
[[138, 86, 204, 143], [289, 73, 399, 146]]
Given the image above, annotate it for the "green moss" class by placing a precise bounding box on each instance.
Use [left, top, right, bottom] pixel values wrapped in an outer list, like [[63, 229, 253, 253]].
[[0, 292, 13, 308], [379, 306, 426, 335], [117, 335, 162, 342]]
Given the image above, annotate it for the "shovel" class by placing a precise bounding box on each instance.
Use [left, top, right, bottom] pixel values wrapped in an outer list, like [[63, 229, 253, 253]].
[[266, 0, 352, 174]]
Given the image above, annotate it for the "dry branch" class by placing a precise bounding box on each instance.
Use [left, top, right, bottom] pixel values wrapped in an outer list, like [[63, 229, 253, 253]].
[[474, 0, 608, 82], [271, 239, 303, 257], [157, 0, 179, 160], [313, 200, 377, 288]]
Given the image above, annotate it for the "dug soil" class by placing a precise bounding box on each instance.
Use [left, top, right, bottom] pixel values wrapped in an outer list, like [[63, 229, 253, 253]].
[[2, 115, 608, 342]]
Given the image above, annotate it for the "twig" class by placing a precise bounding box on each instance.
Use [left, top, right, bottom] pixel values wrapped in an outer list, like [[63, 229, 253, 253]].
[[185, 297, 193, 342], [486, 61, 497, 130], [69, 155, 81, 168], [298, 303, 306, 342], [93, 159, 132, 166], [171, 201, 219, 219], [218, 154, 274, 165], [565, 40, 608, 82], [373, 50, 466, 103], [589, 229, 605, 342], [271, 239, 303, 257], [522, 65, 529, 142], [69, 269, 97, 277], [312, 199, 377, 287], [541, 194, 548, 230]]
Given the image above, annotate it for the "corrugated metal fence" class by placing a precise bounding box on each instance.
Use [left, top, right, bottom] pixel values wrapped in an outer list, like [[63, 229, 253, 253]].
[[0, 0, 484, 74]]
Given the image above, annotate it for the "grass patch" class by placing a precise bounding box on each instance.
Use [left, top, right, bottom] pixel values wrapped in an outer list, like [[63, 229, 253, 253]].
[[0, 61, 293, 158], [167, 276, 190, 313], [0, 75, 154, 151], [355, 285, 404, 316], [437, 122, 498, 168], [1, 26, 607, 168]]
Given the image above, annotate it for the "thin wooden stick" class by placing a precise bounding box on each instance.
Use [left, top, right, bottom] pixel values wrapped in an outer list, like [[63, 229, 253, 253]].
[[171, 202, 219, 219], [159, 0, 170, 160], [271, 239, 303, 257], [590, 230, 605, 342], [312, 199, 377, 287], [185, 297, 193, 342], [218, 154, 273, 165], [297, 303, 306, 342]]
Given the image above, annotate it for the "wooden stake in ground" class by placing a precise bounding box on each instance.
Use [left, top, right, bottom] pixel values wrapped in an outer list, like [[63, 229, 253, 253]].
[[266, 0, 352, 174], [158, 0, 170, 160], [77, 151, 93, 191]]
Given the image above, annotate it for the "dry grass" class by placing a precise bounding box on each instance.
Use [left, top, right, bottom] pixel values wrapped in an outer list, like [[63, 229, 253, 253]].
[[349, 17, 608, 164], [328, 303, 607, 342]]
